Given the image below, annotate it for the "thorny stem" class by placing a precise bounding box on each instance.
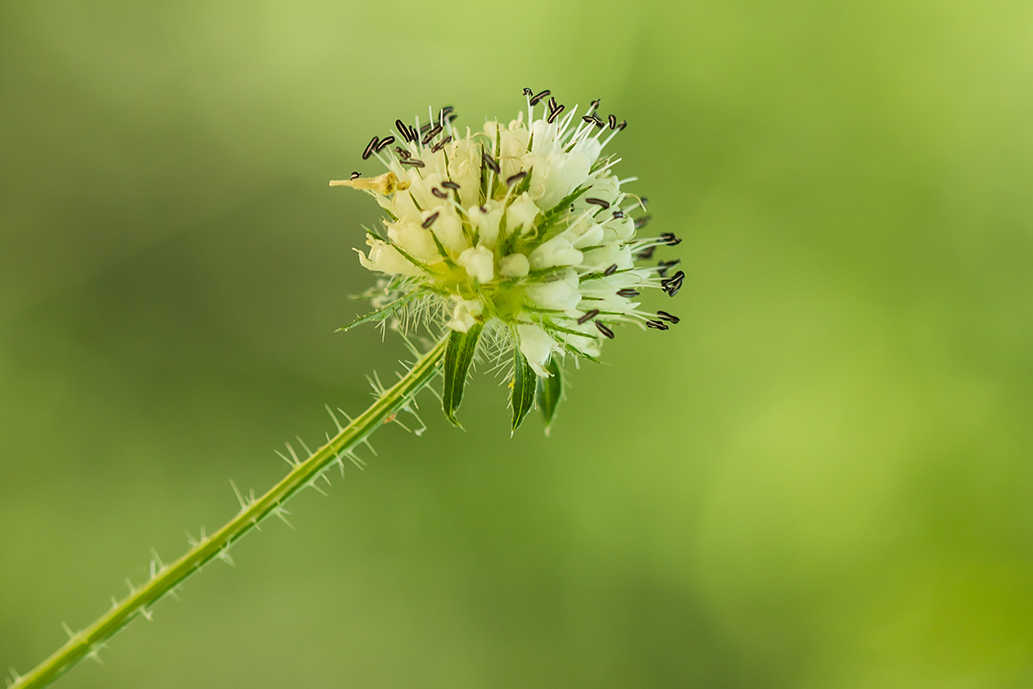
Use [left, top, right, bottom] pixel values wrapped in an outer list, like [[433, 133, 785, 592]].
[[10, 337, 449, 689]]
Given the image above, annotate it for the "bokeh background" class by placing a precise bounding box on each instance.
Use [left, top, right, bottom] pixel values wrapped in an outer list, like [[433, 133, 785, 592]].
[[2, 1, 1032, 687]]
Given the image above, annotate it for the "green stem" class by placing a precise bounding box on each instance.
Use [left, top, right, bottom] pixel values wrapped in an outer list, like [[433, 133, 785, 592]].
[[11, 337, 448, 689]]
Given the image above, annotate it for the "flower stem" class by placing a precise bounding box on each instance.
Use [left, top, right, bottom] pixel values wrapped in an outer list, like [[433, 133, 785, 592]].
[[11, 336, 448, 689]]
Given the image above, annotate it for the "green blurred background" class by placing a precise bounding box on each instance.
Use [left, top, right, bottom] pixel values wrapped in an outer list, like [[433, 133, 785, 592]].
[[2, 0, 1031, 687]]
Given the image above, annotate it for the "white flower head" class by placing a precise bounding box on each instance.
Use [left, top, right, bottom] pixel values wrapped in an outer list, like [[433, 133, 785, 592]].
[[332, 89, 684, 431]]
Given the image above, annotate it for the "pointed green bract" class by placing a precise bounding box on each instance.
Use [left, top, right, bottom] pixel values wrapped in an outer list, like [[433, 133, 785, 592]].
[[536, 356, 563, 433], [335, 294, 415, 332], [511, 348, 537, 432], [442, 325, 482, 426]]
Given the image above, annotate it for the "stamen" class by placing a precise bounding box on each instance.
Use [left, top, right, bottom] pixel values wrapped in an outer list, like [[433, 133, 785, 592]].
[[362, 136, 379, 160], [421, 125, 443, 145], [616, 288, 640, 297], [636, 246, 656, 260], [595, 321, 615, 339], [400, 158, 425, 167], [612, 209, 624, 219], [529, 89, 550, 105], [617, 120, 628, 131], [603, 264, 618, 276], [634, 214, 652, 230], [586, 198, 610, 209], [589, 98, 601, 114], [645, 320, 669, 330], [431, 187, 449, 199], [374, 136, 395, 152], [656, 259, 681, 277], [548, 96, 558, 112], [421, 212, 440, 228], [546, 105, 565, 124], [482, 152, 500, 174], [577, 309, 600, 325], [350, 171, 361, 180], [431, 135, 453, 152], [661, 270, 685, 297], [656, 310, 680, 324], [395, 120, 414, 142], [659, 231, 681, 246], [506, 171, 528, 186], [441, 181, 461, 190], [522, 87, 533, 96], [608, 114, 618, 129], [395, 146, 411, 159]]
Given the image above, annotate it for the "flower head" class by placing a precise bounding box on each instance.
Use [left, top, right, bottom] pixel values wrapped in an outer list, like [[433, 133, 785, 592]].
[[333, 89, 683, 431]]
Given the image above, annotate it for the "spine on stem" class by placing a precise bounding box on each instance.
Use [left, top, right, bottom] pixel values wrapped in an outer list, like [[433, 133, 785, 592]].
[[9, 337, 448, 689]]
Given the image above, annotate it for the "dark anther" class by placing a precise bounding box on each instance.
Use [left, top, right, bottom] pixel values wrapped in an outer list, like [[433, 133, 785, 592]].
[[656, 310, 680, 324], [362, 136, 379, 160], [483, 152, 500, 174], [582, 115, 596, 125], [400, 158, 425, 167], [546, 105, 565, 124], [589, 98, 601, 113], [350, 171, 361, 180], [612, 209, 624, 219], [656, 259, 681, 277], [422, 125, 443, 145], [506, 171, 528, 186], [421, 212, 440, 228], [577, 309, 600, 325], [593, 115, 606, 128], [641, 197, 649, 207], [395, 120, 413, 142], [646, 320, 669, 331], [659, 231, 681, 246], [608, 114, 618, 129], [616, 288, 640, 298], [523, 87, 533, 96], [374, 136, 395, 152], [395, 146, 410, 159], [431, 187, 449, 199], [586, 198, 610, 209], [604, 264, 618, 276], [438, 106, 454, 125], [548, 96, 558, 112], [529, 89, 551, 105], [446, 112, 458, 124], [636, 245, 657, 260], [432, 135, 453, 152], [408, 125, 419, 143], [479, 205, 489, 213], [634, 214, 653, 230], [661, 270, 685, 297], [617, 120, 627, 131], [419, 122, 433, 135], [441, 181, 461, 190], [595, 320, 615, 339]]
